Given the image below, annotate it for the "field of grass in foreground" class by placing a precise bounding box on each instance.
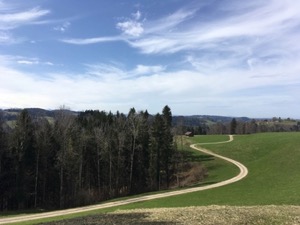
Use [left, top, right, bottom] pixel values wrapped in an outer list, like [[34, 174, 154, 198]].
[[6, 132, 300, 224]]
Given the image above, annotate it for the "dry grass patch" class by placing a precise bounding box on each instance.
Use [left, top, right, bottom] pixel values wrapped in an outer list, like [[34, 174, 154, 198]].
[[41, 206, 300, 225], [170, 163, 208, 188]]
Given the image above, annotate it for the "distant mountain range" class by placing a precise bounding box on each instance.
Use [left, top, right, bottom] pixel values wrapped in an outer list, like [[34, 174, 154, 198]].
[[1, 108, 55, 119]]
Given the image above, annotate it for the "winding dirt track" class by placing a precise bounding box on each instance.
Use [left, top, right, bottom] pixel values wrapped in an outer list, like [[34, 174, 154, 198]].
[[0, 135, 248, 224]]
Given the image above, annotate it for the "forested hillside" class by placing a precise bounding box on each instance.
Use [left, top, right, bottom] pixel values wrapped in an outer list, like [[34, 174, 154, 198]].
[[2, 109, 298, 136], [174, 116, 300, 135], [0, 106, 179, 211]]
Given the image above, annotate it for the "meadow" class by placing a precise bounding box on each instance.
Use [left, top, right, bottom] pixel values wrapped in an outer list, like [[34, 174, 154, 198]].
[[119, 132, 300, 208]]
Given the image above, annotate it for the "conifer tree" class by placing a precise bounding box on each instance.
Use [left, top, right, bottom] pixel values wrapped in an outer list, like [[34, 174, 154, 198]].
[[161, 105, 174, 188], [230, 118, 237, 134], [0, 111, 10, 210], [12, 109, 36, 209]]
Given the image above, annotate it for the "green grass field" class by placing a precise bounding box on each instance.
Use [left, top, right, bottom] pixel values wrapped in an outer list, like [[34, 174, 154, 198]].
[[4, 132, 300, 224], [118, 132, 300, 209]]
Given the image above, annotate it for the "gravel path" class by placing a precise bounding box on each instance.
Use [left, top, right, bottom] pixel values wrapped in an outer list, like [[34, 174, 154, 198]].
[[0, 135, 248, 224]]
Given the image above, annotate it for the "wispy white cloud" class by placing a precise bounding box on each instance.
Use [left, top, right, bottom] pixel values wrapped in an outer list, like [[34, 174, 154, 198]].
[[0, 7, 50, 30], [0, 55, 55, 67], [64, 0, 300, 63], [132, 10, 141, 21], [62, 6, 196, 45], [0, 2, 50, 45], [144, 7, 198, 34], [17, 59, 54, 66], [85, 63, 126, 81], [0, 31, 20, 44], [17, 60, 39, 65], [53, 21, 70, 32], [62, 36, 123, 45], [129, 1, 300, 55], [85, 63, 165, 80], [116, 10, 144, 37], [116, 20, 143, 37], [132, 65, 165, 75]]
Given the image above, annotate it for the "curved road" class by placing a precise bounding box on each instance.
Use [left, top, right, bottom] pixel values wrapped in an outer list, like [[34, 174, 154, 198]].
[[0, 135, 248, 224]]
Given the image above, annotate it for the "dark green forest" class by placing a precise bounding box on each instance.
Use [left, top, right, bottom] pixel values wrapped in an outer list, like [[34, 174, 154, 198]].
[[0, 106, 178, 211]]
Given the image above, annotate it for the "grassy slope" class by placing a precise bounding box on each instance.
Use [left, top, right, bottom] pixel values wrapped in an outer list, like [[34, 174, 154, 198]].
[[178, 134, 239, 186], [118, 132, 300, 209]]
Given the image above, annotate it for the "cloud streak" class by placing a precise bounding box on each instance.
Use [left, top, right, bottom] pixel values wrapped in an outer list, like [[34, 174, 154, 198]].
[[129, 1, 300, 55], [0, 2, 50, 45], [62, 36, 124, 45], [0, 6, 50, 30], [61, 6, 197, 45], [61, 0, 300, 77]]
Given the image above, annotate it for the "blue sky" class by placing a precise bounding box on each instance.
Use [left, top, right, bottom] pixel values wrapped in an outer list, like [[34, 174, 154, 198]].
[[0, 0, 300, 118]]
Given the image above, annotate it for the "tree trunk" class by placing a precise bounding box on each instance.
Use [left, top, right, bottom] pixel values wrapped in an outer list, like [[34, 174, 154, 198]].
[[78, 143, 84, 194], [59, 166, 64, 209], [129, 135, 136, 193], [34, 147, 40, 208], [97, 145, 101, 194], [109, 149, 112, 197]]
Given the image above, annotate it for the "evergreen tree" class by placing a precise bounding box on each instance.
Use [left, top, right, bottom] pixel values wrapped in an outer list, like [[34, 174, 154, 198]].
[[230, 118, 237, 134], [34, 118, 59, 209], [54, 106, 75, 208], [135, 110, 150, 192], [0, 111, 11, 210], [11, 109, 36, 209], [161, 105, 174, 188], [149, 113, 163, 190], [127, 108, 139, 193]]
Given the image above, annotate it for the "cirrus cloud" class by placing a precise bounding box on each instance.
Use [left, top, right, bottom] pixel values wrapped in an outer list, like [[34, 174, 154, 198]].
[[0, 6, 50, 30]]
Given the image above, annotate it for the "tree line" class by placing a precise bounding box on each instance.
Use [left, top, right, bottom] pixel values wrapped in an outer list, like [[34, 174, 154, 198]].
[[0, 106, 178, 211], [183, 118, 300, 135]]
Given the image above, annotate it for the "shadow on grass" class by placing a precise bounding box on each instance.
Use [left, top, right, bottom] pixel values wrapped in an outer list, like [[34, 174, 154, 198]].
[[197, 181, 218, 186], [39, 212, 177, 225], [180, 149, 214, 162], [183, 181, 218, 189], [0, 209, 49, 217]]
